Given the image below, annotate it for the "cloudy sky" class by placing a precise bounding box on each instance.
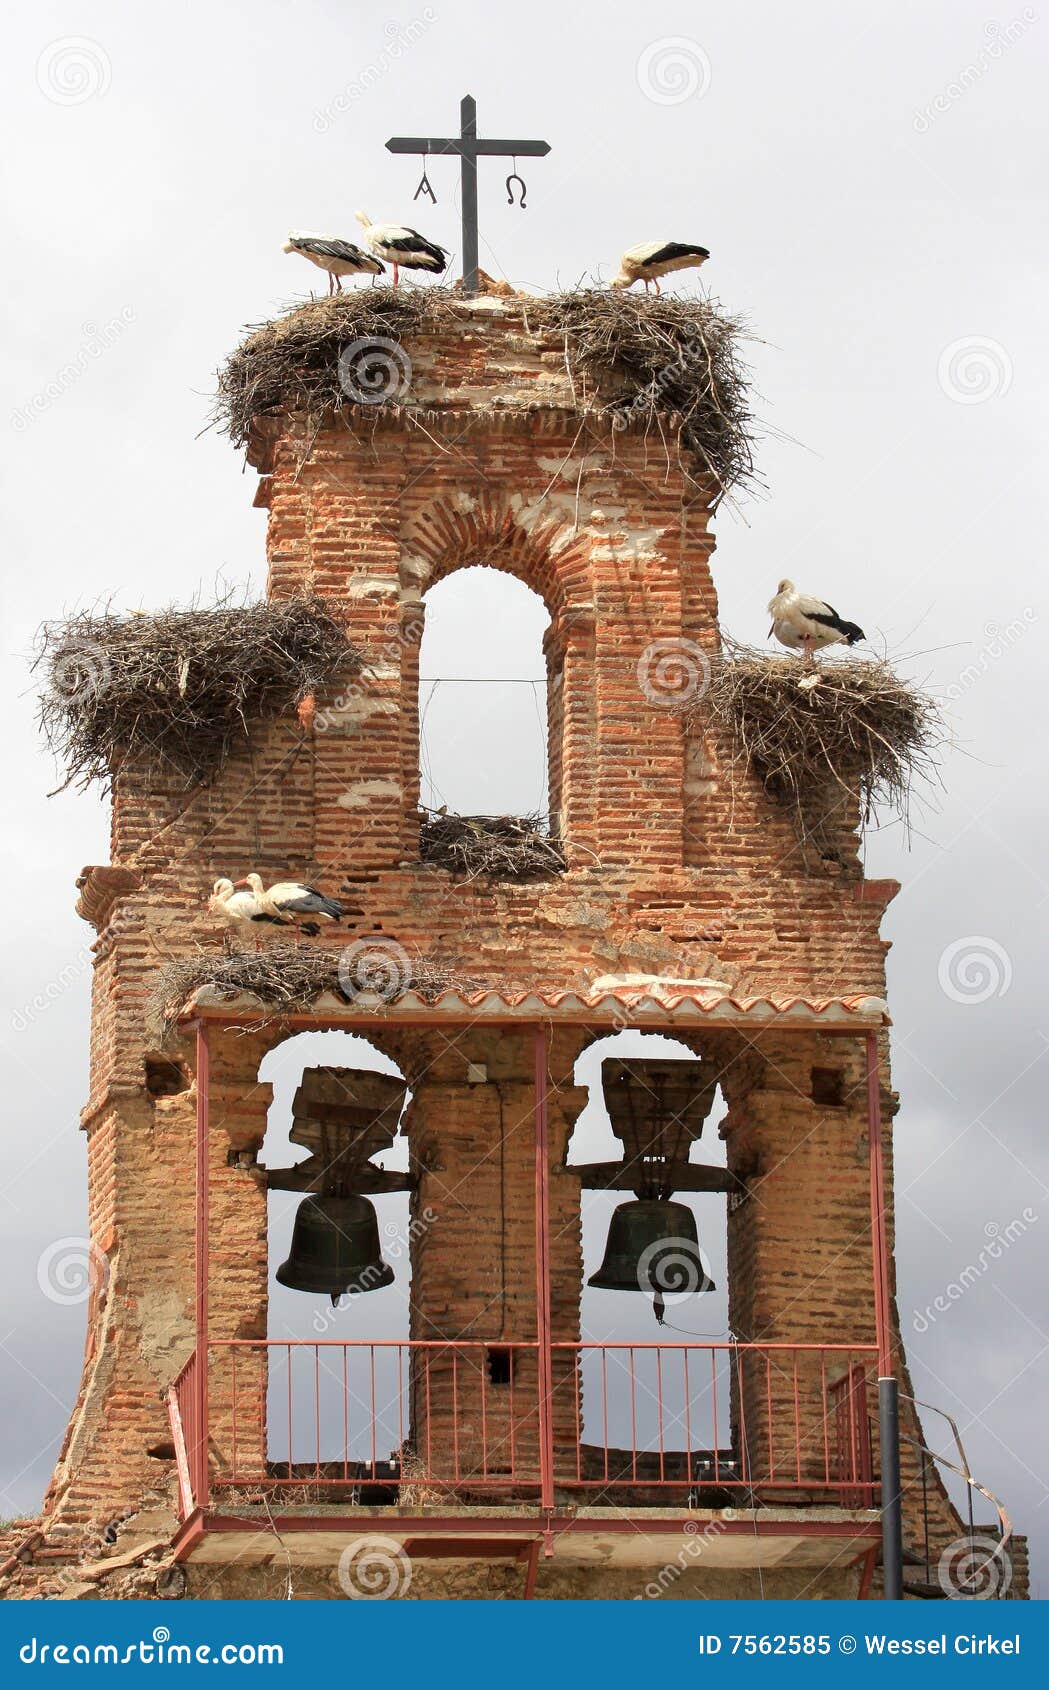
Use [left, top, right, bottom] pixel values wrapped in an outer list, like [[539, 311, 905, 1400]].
[[2, 0, 1046, 1593]]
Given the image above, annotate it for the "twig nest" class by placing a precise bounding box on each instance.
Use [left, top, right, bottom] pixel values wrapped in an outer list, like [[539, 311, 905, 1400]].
[[37, 595, 361, 793], [149, 944, 484, 1042], [419, 811, 568, 880], [694, 643, 942, 845]]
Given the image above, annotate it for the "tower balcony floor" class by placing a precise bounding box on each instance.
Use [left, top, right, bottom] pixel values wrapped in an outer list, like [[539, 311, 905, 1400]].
[[173, 1501, 881, 1577]]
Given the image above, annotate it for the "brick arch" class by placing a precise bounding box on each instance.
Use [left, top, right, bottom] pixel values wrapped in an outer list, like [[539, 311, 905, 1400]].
[[403, 494, 591, 619]]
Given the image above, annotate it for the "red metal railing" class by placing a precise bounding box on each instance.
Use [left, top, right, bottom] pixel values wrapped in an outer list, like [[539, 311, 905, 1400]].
[[556, 1342, 877, 1503], [168, 1337, 878, 1517], [206, 1338, 542, 1498], [167, 1351, 205, 1516]]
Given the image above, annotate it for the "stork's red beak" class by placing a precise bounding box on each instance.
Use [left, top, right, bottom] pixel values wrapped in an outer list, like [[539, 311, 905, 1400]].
[[234, 878, 249, 888]]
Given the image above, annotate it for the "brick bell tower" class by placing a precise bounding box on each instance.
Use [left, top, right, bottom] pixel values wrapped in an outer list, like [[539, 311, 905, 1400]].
[[19, 288, 1026, 1605]]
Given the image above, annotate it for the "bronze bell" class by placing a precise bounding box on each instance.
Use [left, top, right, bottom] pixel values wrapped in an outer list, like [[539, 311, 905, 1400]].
[[276, 1194, 394, 1304], [588, 1198, 715, 1295]]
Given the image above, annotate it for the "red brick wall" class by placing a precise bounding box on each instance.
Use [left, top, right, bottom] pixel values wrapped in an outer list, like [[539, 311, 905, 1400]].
[[41, 302, 964, 1591]]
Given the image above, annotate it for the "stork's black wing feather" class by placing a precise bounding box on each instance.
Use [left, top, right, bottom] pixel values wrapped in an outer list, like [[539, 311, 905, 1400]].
[[644, 241, 710, 265], [278, 887, 345, 919], [292, 237, 378, 266], [807, 608, 866, 644]]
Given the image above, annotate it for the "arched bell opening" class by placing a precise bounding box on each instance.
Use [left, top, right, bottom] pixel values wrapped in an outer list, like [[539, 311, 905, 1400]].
[[566, 1030, 733, 1494], [413, 565, 560, 829], [256, 1030, 412, 1487]]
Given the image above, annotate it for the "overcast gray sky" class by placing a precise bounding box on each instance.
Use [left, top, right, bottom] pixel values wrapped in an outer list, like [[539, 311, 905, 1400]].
[[2, 0, 1046, 1593]]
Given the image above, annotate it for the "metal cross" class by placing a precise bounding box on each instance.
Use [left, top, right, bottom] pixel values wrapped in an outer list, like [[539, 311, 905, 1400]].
[[386, 94, 550, 296]]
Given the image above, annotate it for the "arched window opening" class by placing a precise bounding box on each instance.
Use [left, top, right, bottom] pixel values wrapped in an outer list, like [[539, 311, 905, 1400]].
[[568, 1032, 731, 1474], [417, 566, 554, 823], [258, 1032, 411, 1477]]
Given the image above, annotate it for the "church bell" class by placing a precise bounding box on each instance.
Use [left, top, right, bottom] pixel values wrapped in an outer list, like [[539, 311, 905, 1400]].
[[588, 1197, 715, 1295], [276, 1194, 395, 1304]]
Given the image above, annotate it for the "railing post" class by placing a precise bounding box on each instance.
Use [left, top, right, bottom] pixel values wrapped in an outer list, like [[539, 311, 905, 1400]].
[[194, 1020, 210, 1509], [866, 1030, 901, 1598], [534, 1024, 555, 1510], [879, 1376, 904, 1599]]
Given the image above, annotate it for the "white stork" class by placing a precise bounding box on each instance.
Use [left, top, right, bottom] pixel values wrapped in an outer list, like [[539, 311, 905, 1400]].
[[236, 873, 344, 930], [610, 240, 710, 295], [208, 878, 282, 945], [355, 211, 448, 286], [283, 232, 384, 294], [767, 579, 865, 657]]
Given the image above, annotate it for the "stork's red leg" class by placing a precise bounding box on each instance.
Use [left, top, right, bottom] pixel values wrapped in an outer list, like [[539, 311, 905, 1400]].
[[393, 262, 400, 287]]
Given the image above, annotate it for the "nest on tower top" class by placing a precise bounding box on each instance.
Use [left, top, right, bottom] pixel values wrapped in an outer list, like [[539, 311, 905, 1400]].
[[696, 644, 942, 844], [36, 594, 361, 793], [523, 290, 755, 498], [419, 810, 569, 880], [214, 286, 755, 497], [215, 287, 459, 450], [149, 943, 482, 1041]]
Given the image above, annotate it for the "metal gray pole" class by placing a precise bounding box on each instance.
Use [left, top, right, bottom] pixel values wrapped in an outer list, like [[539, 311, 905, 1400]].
[[879, 1376, 904, 1598], [460, 94, 478, 296]]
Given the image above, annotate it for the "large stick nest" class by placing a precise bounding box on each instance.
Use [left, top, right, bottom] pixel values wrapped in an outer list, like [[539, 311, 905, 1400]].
[[149, 943, 482, 1041], [214, 287, 755, 495], [419, 810, 569, 880], [214, 288, 459, 450], [524, 291, 755, 497], [698, 645, 942, 839], [36, 595, 361, 793]]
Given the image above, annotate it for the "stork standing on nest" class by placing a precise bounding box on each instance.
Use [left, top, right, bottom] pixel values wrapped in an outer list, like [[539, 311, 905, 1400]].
[[610, 240, 711, 295], [208, 878, 284, 947], [236, 873, 344, 933], [282, 233, 385, 294], [767, 580, 865, 658], [355, 211, 448, 285]]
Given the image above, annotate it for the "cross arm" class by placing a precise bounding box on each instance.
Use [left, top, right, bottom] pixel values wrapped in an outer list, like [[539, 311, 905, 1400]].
[[386, 136, 551, 157]]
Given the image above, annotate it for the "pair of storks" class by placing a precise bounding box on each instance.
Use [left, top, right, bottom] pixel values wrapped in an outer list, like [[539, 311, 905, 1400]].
[[284, 216, 712, 295], [209, 874, 343, 942]]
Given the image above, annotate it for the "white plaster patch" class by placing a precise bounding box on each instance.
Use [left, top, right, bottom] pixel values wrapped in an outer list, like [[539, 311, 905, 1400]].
[[337, 779, 402, 810], [345, 577, 398, 600]]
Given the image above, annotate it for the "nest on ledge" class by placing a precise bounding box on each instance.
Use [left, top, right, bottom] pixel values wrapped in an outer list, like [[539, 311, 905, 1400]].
[[36, 594, 361, 793], [149, 943, 482, 1041], [697, 644, 942, 845], [419, 811, 569, 880]]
